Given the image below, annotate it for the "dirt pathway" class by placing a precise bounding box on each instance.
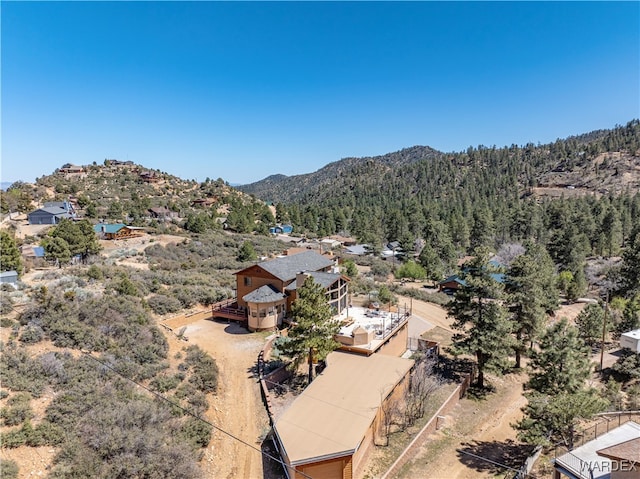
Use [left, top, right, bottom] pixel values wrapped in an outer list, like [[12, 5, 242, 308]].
[[173, 318, 270, 479], [398, 372, 530, 479]]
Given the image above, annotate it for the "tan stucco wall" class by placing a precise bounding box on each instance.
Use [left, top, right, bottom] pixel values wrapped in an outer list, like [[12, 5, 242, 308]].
[[247, 300, 285, 331], [376, 323, 409, 357], [353, 367, 412, 478]]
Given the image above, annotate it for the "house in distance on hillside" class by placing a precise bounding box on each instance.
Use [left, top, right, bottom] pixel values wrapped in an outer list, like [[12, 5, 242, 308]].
[[93, 223, 145, 240], [27, 201, 75, 225], [269, 224, 294, 235]]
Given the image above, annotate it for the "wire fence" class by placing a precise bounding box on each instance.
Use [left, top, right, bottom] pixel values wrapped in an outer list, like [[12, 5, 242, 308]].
[[553, 411, 640, 458]]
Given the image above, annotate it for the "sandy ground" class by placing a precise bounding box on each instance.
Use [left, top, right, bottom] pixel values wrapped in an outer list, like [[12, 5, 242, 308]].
[[164, 317, 271, 479], [399, 371, 530, 479], [396, 298, 532, 479], [389, 300, 589, 479]]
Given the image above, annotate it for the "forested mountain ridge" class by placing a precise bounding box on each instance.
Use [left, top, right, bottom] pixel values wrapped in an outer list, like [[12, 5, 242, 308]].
[[238, 145, 443, 203], [236, 121, 640, 284], [239, 121, 640, 204]]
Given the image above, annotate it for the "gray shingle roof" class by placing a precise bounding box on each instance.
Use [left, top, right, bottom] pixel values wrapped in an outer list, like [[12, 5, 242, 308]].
[[242, 285, 286, 303], [29, 207, 71, 217], [285, 271, 342, 291], [258, 251, 334, 282]]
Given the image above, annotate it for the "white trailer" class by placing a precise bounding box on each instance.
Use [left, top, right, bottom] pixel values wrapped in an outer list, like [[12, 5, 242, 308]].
[[620, 329, 640, 353]]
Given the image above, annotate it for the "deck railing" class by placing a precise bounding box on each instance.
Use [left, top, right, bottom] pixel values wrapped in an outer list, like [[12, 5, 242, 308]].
[[210, 298, 247, 320]]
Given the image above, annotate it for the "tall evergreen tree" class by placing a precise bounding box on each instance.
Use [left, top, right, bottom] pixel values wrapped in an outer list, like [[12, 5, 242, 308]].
[[604, 207, 623, 257], [506, 242, 557, 368], [516, 319, 607, 448], [418, 243, 443, 281], [619, 231, 640, 297], [527, 319, 591, 394], [448, 249, 513, 388], [617, 296, 640, 334], [44, 237, 72, 265], [575, 303, 606, 347], [50, 219, 101, 261], [469, 208, 495, 250], [278, 277, 341, 382]]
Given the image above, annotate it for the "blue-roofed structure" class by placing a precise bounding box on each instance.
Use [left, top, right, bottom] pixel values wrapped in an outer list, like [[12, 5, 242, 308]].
[[94, 223, 145, 240], [269, 224, 293, 235], [438, 259, 505, 294], [0, 271, 19, 285]]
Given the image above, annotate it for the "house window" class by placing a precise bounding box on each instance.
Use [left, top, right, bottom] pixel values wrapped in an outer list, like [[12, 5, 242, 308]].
[[244, 277, 252, 287]]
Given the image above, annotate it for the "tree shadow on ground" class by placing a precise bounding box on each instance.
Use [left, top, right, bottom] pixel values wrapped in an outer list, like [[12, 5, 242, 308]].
[[207, 318, 251, 335], [435, 355, 475, 382], [261, 432, 287, 479], [465, 383, 497, 401], [457, 439, 535, 476]]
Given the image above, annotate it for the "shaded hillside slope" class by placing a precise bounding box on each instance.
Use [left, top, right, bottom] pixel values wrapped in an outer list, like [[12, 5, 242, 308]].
[[238, 121, 640, 205]]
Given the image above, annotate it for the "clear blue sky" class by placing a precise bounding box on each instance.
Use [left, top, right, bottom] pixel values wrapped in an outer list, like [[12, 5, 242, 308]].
[[2, 1, 639, 185]]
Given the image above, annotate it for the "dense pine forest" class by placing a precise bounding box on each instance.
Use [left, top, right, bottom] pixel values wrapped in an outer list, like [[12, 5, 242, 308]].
[[243, 121, 640, 284]]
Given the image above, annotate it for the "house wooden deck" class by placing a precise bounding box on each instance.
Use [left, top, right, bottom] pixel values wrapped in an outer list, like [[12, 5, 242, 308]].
[[210, 299, 247, 323]]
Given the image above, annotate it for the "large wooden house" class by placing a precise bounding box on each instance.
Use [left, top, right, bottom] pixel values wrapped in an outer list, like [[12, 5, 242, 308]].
[[229, 250, 349, 332]]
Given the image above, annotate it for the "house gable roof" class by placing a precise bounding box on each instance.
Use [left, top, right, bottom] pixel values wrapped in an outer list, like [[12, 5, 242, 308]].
[[555, 421, 640, 479], [241, 251, 334, 283], [93, 223, 127, 234], [28, 207, 70, 217], [597, 436, 640, 462], [439, 275, 466, 286], [242, 285, 286, 304]]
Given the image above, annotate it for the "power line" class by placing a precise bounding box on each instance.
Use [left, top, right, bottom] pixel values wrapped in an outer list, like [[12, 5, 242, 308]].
[[458, 449, 538, 479], [80, 351, 316, 479]]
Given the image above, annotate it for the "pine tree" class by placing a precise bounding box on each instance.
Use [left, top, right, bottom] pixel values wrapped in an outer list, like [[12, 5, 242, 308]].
[[600, 206, 623, 258], [50, 219, 101, 261], [526, 319, 591, 394], [0, 231, 23, 275], [617, 296, 640, 334], [575, 303, 606, 347], [516, 319, 607, 448], [469, 208, 494, 250], [506, 242, 557, 368], [341, 259, 358, 278], [237, 241, 257, 262], [418, 243, 444, 281], [278, 277, 341, 382], [44, 237, 72, 265], [516, 390, 608, 448], [619, 231, 640, 297], [448, 249, 513, 388]]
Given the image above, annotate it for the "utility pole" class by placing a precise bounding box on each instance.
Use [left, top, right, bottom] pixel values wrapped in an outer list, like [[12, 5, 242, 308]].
[[599, 290, 609, 374]]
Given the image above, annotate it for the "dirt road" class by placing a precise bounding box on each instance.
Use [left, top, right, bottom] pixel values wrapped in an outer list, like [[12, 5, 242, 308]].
[[168, 318, 270, 479]]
